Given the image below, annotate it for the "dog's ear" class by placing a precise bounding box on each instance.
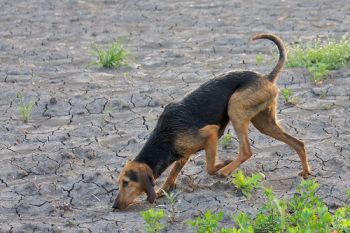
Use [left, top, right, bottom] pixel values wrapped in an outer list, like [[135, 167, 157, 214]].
[[139, 170, 156, 203]]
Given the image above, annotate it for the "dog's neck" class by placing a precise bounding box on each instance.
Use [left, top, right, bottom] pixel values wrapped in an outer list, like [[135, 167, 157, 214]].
[[134, 135, 179, 178]]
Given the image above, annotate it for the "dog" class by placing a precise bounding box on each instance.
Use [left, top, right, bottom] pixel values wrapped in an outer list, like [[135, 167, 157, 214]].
[[112, 34, 311, 210]]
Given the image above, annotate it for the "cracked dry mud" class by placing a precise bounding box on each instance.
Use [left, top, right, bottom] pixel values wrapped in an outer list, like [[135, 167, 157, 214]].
[[0, 0, 349, 232]]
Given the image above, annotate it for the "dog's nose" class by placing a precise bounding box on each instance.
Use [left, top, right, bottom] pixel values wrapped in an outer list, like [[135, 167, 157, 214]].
[[112, 194, 121, 209], [112, 200, 120, 209]]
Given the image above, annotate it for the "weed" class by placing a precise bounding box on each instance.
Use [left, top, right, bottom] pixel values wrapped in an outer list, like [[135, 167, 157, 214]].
[[90, 41, 128, 69], [280, 88, 299, 105], [162, 189, 181, 223], [288, 179, 320, 219], [18, 97, 35, 123], [66, 219, 77, 227], [140, 208, 166, 233], [231, 170, 264, 199], [253, 188, 287, 232], [231, 212, 254, 233], [332, 205, 350, 232], [255, 54, 264, 64], [141, 172, 350, 232], [100, 106, 117, 124], [220, 133, 233, 149], [321, 103, 335, 110], [287, 36, 350, 84], [123, 72, 129, 78], [231, 179, 350, 232], [320, 90, 328, 99], [287, 180, 333, 232], [187, 210, 224, 233]]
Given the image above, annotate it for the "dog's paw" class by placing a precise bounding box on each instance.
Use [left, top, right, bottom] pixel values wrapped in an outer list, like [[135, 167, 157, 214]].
[[156, 184, 176, 198], [298, 170, 311, 178], [156, 190, 165, 198], [212, 160, 233, 173], [216, 169, 231, 178]]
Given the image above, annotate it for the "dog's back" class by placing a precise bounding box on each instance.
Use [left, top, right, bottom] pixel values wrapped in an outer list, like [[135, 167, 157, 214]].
[[180, 71, 259, 133], [152, 71, 258, 140]]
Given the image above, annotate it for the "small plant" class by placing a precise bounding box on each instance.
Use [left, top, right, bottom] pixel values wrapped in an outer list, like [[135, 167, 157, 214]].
[[287, 180, 335, 232], [66, 219, 78, 227], [230, 179, 350, 232], [162, 189, 181, 223], [141, 178, 350, 232], [280, 88, 299, 105], [232, 212, 254, 233], [253, 188, 287, 232], [255, 54, 264, 64], [320, 90, 328, 99], [231, 170, 264, 199], [90, 41, 128, 69], [18, 97, 35, 123], [332, 206, 350, 232], [187, 210, 224, 233], [321, 103, 335, 110], [123, 72, 130, 78], [287, 36, 350, 84], [220, 133, 233, 149], [140, 208, 166, 233], [100, 106, 117, 124]]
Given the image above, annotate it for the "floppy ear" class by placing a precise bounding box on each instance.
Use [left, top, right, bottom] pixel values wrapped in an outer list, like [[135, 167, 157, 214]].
[[139, 171, 156, 203]]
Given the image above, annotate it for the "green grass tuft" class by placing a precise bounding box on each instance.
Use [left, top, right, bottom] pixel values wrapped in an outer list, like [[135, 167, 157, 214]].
[[141, 172, 350, 233], [280, 88, 299, 105], [220, 133, 233, 149], [140, 208, 166, 233], [286, 36, 350, 84], [18, 98, 35, 123], [232, 179, 350, 233], [187, 210, 224, 233], [255, 54, 264, 64], [90, 41, 128, 69], [231, 170, 264, 199]]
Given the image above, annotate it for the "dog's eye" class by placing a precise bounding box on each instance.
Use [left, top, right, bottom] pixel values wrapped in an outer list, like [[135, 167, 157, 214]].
[[122, 180, 129, 187]]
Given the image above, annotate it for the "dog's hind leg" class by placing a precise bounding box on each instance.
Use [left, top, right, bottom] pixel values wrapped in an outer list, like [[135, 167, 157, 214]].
[[201, 125, 232, 175], [251, 104, 311, 178], [156, 157, 189, 197], [217, 85, 275, 177]]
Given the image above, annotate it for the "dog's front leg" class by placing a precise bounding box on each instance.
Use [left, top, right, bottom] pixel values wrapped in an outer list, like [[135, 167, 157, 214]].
[[156, 158, 189, 198], [201, 125, 232, 175], [217, 122, 252, 177]]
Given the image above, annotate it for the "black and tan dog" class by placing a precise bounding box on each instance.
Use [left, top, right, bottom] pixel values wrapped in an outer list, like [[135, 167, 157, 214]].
[[113, 34, 311, 210]]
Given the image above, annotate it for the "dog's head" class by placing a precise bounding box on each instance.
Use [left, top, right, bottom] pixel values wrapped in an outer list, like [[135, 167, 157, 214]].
[[113, 161, 156, 210]]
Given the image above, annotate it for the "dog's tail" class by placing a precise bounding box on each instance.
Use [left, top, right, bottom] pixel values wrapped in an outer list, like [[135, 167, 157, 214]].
[[252, 34, 286, 82]]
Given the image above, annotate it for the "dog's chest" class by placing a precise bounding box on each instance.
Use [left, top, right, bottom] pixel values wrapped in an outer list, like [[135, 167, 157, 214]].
[[174, 132, 205, 157]]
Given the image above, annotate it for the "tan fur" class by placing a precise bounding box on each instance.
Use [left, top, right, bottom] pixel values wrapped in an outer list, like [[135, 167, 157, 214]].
[[156, 157, 189, 197], [115, 161, 154, 209], [174, 132, 205, 156], [217, 76, 311, 177]]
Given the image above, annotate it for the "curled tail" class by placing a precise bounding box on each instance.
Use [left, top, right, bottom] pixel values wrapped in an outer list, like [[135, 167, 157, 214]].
[[252, 34, 286, 82]]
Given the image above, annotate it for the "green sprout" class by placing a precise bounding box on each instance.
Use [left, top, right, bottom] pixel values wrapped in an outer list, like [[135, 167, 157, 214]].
[[90, 40, 129, 69]]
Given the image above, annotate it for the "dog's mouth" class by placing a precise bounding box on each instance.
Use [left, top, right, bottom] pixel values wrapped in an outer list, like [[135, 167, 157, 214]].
[[112, 193, 126, 210], [112, 193, 138, 210], [112, 199, 129, 210], [113, 195, 127, 210]]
